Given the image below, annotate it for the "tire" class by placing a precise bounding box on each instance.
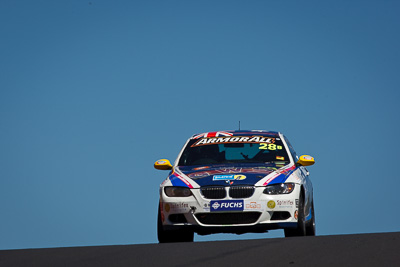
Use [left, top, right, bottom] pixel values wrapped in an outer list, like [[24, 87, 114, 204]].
[[284, 190, 306, 237], [157, 207, 194, 243], [306, 201, 316, 236]]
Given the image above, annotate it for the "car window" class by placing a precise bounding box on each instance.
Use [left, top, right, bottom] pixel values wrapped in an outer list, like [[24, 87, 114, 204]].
[[178, 135, 290, 166]]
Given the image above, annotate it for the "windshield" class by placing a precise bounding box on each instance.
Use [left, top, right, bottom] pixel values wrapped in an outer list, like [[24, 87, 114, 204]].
[[178, 135, 291, 166]]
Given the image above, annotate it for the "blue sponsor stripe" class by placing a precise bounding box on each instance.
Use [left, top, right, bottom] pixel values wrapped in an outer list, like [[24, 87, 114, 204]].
[[169, 175, 189, 187], [267, 174, 287, 185]]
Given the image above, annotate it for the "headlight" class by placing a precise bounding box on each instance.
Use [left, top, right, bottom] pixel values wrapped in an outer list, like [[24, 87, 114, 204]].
[[164, 187, 192, 197], [263, 183, 295, 194]]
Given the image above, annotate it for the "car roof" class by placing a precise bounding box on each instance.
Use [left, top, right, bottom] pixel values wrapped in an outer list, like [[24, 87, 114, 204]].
[[190, 130, 281, 139]]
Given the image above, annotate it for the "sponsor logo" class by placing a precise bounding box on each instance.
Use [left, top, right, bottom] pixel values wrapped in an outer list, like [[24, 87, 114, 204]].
[[192, 131, 233, 139], [164, 202, 189, 212], [165, 203, 170, 212], [213, 174, 246, 181], [210, 200, 244, 212], [276, 200, 294, 207], [234, 175, 246, 180], [212, 202, 220, 209], [193, 166, 210, 170], [295, 199, 299, 208], [213, 175, 234, 180], [246, 202, 261, 209], [276, 156, 285, 160], [267, 200, 276, 209], [192, 136, 275, 147]]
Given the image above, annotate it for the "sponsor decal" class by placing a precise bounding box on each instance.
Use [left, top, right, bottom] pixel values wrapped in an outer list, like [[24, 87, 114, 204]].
[[259, 143, 283, 150], [212, 202, 220, 209], [244, 201, 266, 211], [192, 131, 233, 139], [213, 175, 234, 181], [246, 202, 261, 209], [267, 200, 276, 209], [276, 199, 294, 207], [291, 172, 302, 183], [192, 136, 275, 147], [193, 166, 210, 170], [164, 202, 190, 212], [156, 160, 167, 165], [276, 156, 285, 160], [213, 174, 246, 181], [210, 200, 244, 212], [295, 199, 299, 208], [234, 175, 246, 180]]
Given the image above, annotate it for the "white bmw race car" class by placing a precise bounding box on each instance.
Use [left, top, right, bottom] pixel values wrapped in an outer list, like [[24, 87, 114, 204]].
[[155, 130, 315, 243]]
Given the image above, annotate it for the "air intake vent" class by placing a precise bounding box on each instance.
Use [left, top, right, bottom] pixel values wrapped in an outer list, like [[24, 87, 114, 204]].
[[270, 211, 291, 221], [195, 212, 261, 225], [200, 186, 226, 199]]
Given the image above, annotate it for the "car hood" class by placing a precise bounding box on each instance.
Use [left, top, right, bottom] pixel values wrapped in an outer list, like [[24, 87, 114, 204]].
[[173, 163, 290, 187]]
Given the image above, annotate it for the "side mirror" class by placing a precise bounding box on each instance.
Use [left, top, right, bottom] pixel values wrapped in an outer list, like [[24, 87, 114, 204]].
[[296, 155, 315, 166], [154, 159, 173, 170]]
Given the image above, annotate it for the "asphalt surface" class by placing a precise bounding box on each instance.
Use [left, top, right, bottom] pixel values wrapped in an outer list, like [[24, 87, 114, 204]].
[[1, 232, 400, 267]]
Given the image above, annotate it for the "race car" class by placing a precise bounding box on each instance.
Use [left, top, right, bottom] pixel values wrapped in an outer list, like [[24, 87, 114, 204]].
[[155, 130, 315, 243]]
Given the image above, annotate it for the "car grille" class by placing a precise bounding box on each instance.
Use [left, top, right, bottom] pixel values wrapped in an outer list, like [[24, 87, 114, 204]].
[[201, 186, 226, 199], [195, 212, 261, 225], [229, 186, 255, 198], [200, 186, 255, 199]]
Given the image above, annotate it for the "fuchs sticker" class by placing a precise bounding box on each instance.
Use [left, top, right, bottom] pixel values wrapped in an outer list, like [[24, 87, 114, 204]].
[[210, 200, 244, 212], [192, 136, 275, 147]]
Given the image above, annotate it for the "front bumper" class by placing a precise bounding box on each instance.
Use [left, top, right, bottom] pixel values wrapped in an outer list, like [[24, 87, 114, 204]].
[[159, 185, 300, 235]]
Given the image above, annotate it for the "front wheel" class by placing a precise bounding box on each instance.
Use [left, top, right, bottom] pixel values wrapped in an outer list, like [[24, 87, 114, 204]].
[[284, 191, 306, 237], [305, 201, 316, 236], [157, 207, 194, 243]]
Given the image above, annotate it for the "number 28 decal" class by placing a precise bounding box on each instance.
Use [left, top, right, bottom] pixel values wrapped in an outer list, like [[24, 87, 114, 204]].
[[259, 143, 283, 150]]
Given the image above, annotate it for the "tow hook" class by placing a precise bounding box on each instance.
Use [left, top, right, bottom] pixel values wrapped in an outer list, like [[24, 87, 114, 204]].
[[190, 206, 196, 213]]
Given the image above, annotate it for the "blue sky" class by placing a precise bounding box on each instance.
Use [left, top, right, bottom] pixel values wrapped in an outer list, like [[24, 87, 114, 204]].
[[1, 0, 399, 249]]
